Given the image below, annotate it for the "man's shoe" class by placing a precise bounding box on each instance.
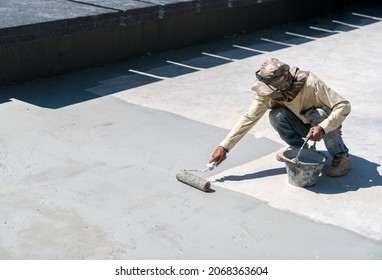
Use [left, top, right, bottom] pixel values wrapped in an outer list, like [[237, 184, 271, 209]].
[[326, 156, 352, 177]]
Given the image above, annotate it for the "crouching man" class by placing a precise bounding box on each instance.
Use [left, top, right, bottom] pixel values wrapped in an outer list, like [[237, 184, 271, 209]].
[[210, 58, 352, 177]]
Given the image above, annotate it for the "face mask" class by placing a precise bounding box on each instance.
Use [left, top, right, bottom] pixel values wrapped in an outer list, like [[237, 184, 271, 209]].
[[270, 74, 292, 90], [266, 74, 296, 101]]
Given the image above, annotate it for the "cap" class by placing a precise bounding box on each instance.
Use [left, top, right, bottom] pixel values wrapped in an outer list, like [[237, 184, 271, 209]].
[[252, 58, 290, 96]]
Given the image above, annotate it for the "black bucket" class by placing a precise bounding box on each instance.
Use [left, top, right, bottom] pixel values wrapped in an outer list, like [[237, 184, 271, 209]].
[[283, 149, 327, 187]]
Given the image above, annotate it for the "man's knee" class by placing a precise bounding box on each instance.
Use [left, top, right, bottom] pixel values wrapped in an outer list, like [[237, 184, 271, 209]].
[[269, 107, 290, 127], [305, 108, 330, 125]]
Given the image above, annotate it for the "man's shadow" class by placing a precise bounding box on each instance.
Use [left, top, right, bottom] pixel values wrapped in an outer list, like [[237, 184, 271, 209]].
[[214, 154, 381, 194], [310, 154, 382, 194], [215, 167, 287, 183]]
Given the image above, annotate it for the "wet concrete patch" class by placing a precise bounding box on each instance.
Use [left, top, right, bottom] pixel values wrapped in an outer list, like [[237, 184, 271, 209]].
[[0, 96, 381, 259]]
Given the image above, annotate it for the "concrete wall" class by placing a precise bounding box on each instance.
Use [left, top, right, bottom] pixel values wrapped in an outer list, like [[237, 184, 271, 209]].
[[0, 0, 371, 86]]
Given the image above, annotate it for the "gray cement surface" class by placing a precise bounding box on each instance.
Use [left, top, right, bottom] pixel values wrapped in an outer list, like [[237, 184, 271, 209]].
[[0, 0, 276, 30], [76, 0, 156, 11], [0, 0, 114, 29], [1, 1, 382, 259]]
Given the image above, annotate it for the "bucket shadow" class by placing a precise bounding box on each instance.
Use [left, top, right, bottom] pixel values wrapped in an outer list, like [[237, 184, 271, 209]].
[[308, 154, 382, 194], [213, 154, 381, 195]]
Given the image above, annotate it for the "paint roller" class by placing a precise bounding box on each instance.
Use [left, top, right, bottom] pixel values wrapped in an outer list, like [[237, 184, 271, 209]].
[[176, 162, 216, 192]]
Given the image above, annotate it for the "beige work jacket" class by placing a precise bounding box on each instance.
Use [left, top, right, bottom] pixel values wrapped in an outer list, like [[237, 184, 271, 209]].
[[219, 72, 351, 151]]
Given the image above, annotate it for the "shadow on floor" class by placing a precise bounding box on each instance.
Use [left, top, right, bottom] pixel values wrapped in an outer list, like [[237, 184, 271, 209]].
[[214, 167, 286, 183], [214, 153, 381, 194], [309, 154, 382, 194]]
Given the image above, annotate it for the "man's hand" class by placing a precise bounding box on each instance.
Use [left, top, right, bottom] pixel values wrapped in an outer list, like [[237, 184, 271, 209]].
[[308, 125, 325, 141], [210, 146, 228, 166]]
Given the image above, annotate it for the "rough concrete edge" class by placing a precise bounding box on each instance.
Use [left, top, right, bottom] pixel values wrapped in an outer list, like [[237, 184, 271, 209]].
[[0, 0, 279, 44]]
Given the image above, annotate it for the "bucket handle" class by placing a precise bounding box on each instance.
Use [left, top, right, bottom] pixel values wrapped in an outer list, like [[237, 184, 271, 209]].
[[294, 134, 313, 164]]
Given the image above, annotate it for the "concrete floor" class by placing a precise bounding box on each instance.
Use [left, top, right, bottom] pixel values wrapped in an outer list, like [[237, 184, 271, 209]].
[[0, 2, 381, 259]]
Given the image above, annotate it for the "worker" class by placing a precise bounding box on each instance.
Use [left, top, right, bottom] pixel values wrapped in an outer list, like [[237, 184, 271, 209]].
[[209, 58, 352, 177]]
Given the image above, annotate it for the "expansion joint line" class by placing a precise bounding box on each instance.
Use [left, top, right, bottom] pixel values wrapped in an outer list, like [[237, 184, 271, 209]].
[[67, 0, 124, 12], [133, 1, 166, 19], [135, 1, 165, 6]]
